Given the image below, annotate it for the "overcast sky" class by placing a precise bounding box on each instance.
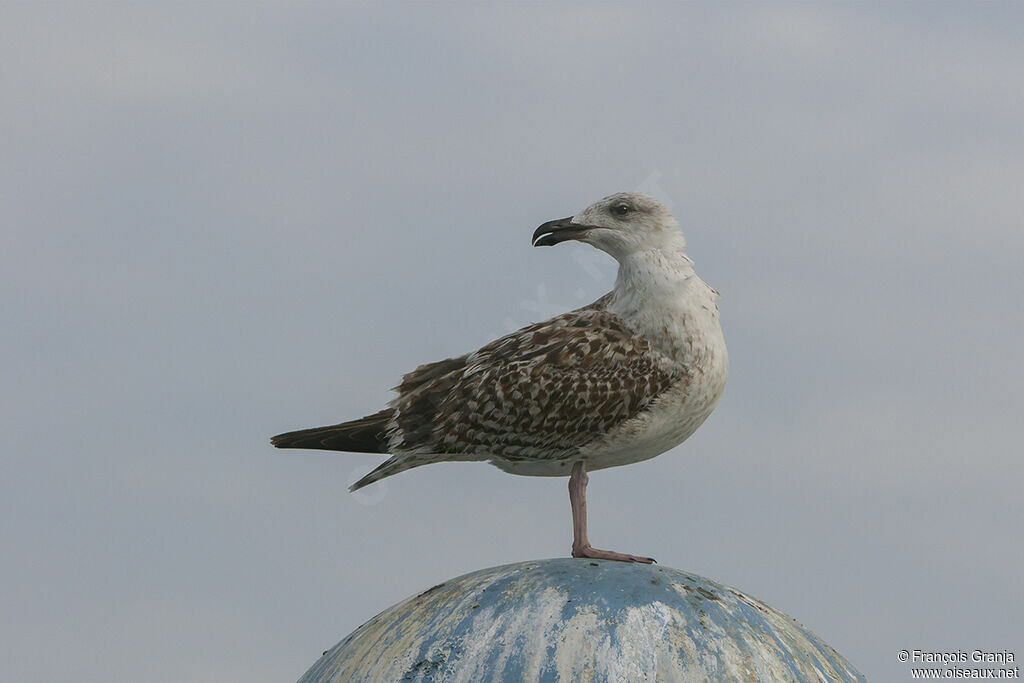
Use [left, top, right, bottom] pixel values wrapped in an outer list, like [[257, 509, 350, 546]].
[[3, 3, 1022, 681]]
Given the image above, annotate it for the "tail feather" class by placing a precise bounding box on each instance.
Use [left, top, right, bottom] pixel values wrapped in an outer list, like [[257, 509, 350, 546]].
[[348, 454, 433, 491], [272, 408, 446, 491], [271, 409, 392, 453]]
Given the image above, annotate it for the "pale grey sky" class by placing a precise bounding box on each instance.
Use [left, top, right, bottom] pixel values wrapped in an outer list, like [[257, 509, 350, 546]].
[[2, 3, 1022, 681]]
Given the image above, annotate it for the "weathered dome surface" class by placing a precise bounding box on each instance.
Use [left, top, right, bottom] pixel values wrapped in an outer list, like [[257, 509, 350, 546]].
[[299, 559, 864, 682]]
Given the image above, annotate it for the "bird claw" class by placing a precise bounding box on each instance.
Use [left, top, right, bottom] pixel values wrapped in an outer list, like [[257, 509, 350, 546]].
[[572, 544, 656, 564]]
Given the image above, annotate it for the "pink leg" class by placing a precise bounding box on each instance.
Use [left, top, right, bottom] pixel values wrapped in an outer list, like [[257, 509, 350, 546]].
[[568, 461, 655, 564]]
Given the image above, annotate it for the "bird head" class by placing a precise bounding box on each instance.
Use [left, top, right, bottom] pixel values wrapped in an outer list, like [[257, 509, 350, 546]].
[[532, 192, 686, 260]]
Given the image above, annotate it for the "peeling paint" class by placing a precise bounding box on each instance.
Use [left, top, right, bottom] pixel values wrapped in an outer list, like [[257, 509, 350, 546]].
[[299, 559, 865, 682]]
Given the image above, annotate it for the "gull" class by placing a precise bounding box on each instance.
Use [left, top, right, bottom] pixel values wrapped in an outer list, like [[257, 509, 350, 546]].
[[272, 192, 728, 563]]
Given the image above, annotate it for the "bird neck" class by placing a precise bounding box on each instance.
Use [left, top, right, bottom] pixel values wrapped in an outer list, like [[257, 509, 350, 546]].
[[606, 248, 719, 361], [611, 248, 697, 303]]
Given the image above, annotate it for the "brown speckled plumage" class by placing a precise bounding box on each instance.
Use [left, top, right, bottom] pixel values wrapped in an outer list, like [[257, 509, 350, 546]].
[[401, 299, 676, 445]]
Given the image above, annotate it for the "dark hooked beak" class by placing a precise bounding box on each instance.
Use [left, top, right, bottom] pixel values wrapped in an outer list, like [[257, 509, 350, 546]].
[[532, 217, 593, 247]]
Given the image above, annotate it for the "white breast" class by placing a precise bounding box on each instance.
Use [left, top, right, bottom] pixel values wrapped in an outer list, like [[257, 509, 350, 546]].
[[580, 272, 728, 471]]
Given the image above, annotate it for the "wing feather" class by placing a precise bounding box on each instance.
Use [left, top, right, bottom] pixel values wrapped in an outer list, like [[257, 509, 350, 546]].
[[390, 302, 681, 461]]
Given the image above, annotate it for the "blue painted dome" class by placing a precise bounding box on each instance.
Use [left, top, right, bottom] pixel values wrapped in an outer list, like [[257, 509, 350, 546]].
[[299, 559, 864, 682]]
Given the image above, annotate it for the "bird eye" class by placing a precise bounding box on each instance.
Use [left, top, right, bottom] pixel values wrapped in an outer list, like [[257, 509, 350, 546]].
[[611, 202, 631, 217]]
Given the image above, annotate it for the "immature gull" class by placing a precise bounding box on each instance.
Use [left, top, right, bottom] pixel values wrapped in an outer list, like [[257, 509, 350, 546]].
[[272, 192, 728, 563]]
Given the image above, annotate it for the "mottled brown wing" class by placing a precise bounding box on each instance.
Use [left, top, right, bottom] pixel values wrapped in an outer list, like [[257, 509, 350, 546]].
[[389, 306, 680, 460]]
